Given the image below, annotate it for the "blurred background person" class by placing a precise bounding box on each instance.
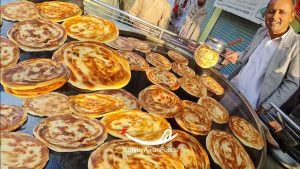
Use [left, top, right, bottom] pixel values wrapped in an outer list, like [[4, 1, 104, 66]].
[[179, 0, 207, 41], [128, 0, 172, 29]]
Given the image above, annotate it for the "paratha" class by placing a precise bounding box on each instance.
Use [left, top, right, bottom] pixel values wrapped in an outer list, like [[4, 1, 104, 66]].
[[62, 15, 119, 43], [7, 19, 67, 51], [119, 51, 149, 71], [146, 67, 180, 90], [146, 52, 172, 70], [0, 1, 39, 21], [200, 75, 224, 95], [206, 130, 255, 169], [23, 92, 73, 117], [179, 76, 207, 97], [229, 116, 264, 150], [53, 41, 131, 90], [68, 93, 125, 118], [0, 105, 27, 132], [138, 85, 183, 118], [106, 36, 134, 51], [88, 140, 184, 169], [194, 47, 219, 68], [161, 130, 210, 169], [127, 37, 151, 53], [33, 114, 107, 152], [0, 131, 49, 169], [101, 110, 171, 140], [36, 1, 82, 22], [96, 89, 141, 110], [172, 62, 195, 77], [167, 50, 188, 65], [175, 100, 212, 135], [197, 96, 229, 124], [0, 36, 20, 71], [1, 58, 69, 89]]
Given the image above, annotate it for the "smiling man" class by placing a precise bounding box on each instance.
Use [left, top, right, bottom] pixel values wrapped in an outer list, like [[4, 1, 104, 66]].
[[225, 0, 300, 113]]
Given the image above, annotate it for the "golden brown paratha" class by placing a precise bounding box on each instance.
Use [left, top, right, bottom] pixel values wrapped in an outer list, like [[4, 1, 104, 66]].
[[167, 50, 188, 65], [146, 67, 180, 90], [0, 105, 27, 132], [62, 15, 118, 43], [23, 92, 73, 117], [68, 93, 125, 118], [7, 19, 67, 51], [172, 62, 195, 77], [194, 47, 219, 68], [52, 41, 131, 90], [96, 89, 141, 110], [36, 1, 82, 22], [175, 100, 212, 135], [1, 131, 49, 169], [200, 75, 224, 95], [197, 96, 229, 124], [127, 37, 151, 53], [0, 36, 20, 71], [146, 52, 172, 70], [119, 51, 149, 71], [33, 114, 107, 152], [101, 110, 171, 140], [229, 116, 264, 150], [179, 76, 207, 97], [88, 140, 184, 169], [161, 130, 210, 169], [106, 36, 134, 51], [0, 1, 39, 21], [206, 130, 255, 169], [138, 85, 183, 118]]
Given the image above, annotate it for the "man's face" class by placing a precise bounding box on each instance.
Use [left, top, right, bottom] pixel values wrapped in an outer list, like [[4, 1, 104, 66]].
[[198, 0, 205, 6], [265, 0, 295, 35]]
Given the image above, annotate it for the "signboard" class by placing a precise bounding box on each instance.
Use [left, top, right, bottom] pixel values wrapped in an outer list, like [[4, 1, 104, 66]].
[[214, 0, 270, 24]]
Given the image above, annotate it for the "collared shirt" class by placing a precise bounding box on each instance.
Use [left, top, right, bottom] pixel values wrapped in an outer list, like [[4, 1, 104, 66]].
[[231, 28, 291, 109]]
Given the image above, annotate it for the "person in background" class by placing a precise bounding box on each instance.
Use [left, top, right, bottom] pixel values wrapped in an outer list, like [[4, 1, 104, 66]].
[[179, 0, 207, 41], [128, 0, 172, 29], [225, 0, 300, 114], [172, 2, 180, 19]]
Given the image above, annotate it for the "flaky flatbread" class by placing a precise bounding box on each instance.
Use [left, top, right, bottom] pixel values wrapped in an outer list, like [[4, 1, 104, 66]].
[[96, 89, 141, 110], [206, 130, 255, 169], [161, 130, 210, 169], [36, 1, 82, 22], [146, 67, 180, 90], [172, 62, 195, 77], [119, 51, 149, 71], [88, 140, 184, 169], [101, 110, 171, 140], [194, 47, 219, 68], [179, 76, 207, 97], [34, 114, 107, 152], [200, 75, 224, 95], [167, 50, 188, 65], [62, 15, 118, 43], [146, 52, 172, 70], [0, 105, 27, 132], [1, 132, 49, 169], [106, 36, 134, 51], [7, 19, 67, 51], [229, 116, 264, 150], [175, 100, 212, 135], [68, 93, 125, 118], [23, 92, 73, 117], [197, 96, 229, 124], [0, 36, 20, 71], [127, 37, 151, 53], [0, 1, 39, 21], [53, 41, 131, 90], [138, 85, 183, 118]]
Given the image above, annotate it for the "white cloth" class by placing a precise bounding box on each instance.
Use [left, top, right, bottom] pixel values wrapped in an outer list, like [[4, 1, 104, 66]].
[[231, 29, 291, 109]]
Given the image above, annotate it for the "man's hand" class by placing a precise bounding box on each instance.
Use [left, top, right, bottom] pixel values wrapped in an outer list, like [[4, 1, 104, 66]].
[[256, 106, 267, 114], [224, 51, 239, 64]]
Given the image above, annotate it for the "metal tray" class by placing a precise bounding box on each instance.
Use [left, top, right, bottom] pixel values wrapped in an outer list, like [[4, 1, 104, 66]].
[[0, 2, 266, 169]]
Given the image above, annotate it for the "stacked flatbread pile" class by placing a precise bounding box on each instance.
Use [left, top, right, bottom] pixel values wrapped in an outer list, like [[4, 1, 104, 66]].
[[53, 41, 131, 90], [0, 58, 70, 98]]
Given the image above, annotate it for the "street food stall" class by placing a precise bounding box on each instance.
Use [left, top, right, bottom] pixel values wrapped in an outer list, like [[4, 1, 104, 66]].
[[0, 0, 298, 168]]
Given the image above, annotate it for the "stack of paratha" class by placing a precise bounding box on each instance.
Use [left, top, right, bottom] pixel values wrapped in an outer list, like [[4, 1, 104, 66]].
[[0, 58, 70, 98]]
